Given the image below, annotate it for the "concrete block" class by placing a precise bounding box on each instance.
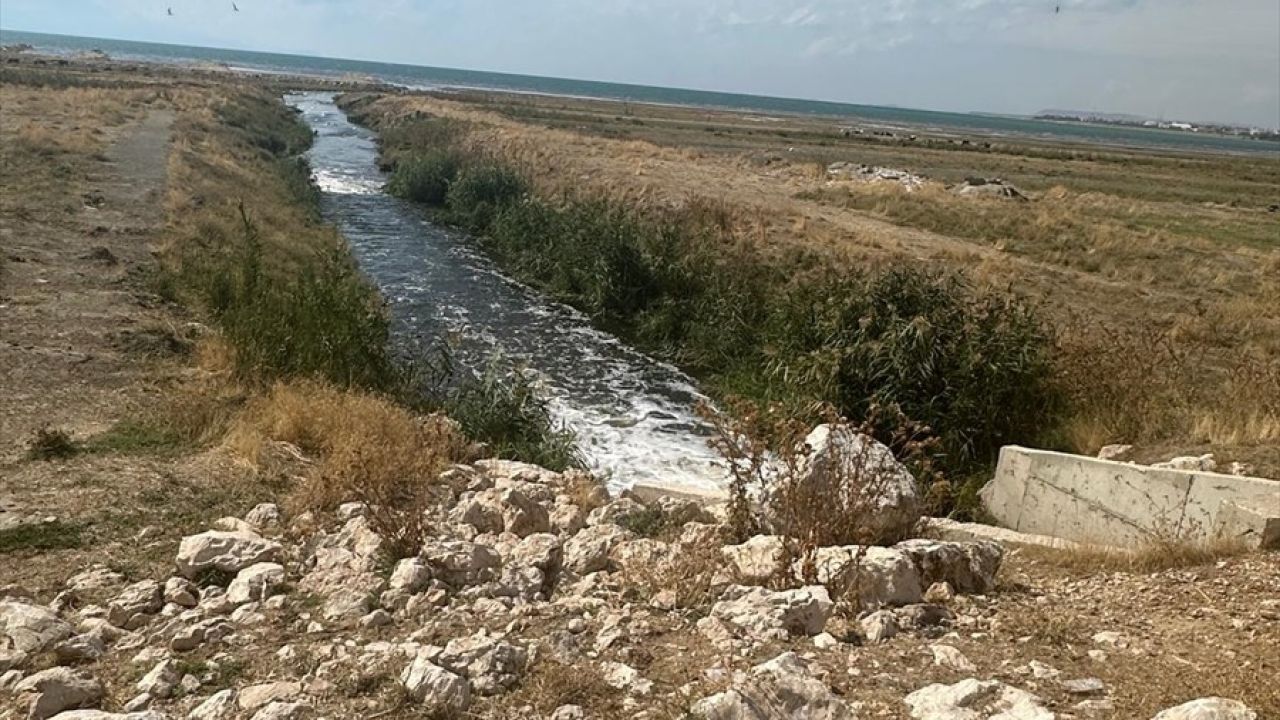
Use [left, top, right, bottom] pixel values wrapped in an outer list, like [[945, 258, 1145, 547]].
[[981, 446, 1280, 549]]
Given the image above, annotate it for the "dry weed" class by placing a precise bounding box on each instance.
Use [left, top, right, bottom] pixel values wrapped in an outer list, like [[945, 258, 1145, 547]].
[[1024, 536, 1250, 574], [225, 380, 475, 556]]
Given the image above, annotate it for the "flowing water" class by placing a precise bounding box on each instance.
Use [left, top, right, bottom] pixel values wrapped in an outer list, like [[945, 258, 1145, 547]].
[[286, 92, 726, 492]]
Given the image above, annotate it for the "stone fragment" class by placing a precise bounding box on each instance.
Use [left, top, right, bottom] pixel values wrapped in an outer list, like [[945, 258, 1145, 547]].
[[694, 652, 850, 720], [226, 563, 285, 605], [175, 531, 282, 579], [188, 688, 238, 720], [15, 666, 104, 720], [1152, 697, 1257, 720], [400, 655, 471, 713], [704, 585, 832, 642], [904, 678, 1052, 720]]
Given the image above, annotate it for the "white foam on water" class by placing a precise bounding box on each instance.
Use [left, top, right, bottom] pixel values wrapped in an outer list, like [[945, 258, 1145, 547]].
[[288, 91, 732, 495], [311, 168, 382, 195]]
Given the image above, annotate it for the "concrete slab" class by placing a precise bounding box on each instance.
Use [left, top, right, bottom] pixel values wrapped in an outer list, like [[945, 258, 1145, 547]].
[[981, 446, 1280, 549], [921, 517, 1086, 550]]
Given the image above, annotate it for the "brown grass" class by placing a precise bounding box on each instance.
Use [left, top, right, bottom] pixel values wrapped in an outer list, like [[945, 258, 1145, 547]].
[[344, 91, 1280, 477], [1023, 536, 1250, 574], [225, 380, 475, 555]]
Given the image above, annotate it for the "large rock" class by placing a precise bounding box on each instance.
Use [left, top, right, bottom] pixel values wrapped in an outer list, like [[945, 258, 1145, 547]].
[[722, 535, 787, 585], [895, 540, 1003, 594], [437, 631, 528, 695], [388, 558, 432, 593], [107, 580, 164, 630], [586, 498, 647, 527], [805, 545, 923, 609], [15, 666, 104, 720], [495, 488, 551, 537], [421, 540, 502, 587], [704, 585, 832, 643], [506, 533, 562, 572], [694, 652, 851, 720], [1153, 698, 1258, 720], [791, 424, 920, 543], [237, 681, 302, 711], [188, 688, 238, 720], [226, 563, 285, 605], [1, 600, 74, 655], [562, 524, 634, 574], [904, 678, 1052, 720], [400, 655, 471, 713], [175, 531, 282, 579]]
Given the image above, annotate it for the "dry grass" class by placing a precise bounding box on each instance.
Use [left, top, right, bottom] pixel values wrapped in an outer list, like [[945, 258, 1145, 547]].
[[345, 91, 1280, 476], [225, 380, 475, 555], [1023, 536, 1250, 574]]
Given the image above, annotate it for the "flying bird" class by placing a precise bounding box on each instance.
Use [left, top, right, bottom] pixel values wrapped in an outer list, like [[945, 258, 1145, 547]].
[[1055, 4, 1060, 13], [233, 2, 240, 11], [167, 7, 174, 16]]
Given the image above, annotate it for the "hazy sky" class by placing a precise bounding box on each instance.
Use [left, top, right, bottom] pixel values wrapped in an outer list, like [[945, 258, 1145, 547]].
[[3, 0, 1278, 127]]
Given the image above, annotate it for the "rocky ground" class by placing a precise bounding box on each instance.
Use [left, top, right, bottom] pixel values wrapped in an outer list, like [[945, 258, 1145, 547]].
[[2, 455, 1277, 719]]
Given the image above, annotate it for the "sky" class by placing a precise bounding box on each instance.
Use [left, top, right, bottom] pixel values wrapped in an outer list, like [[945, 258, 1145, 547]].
[[2, 0, 1278, 128]]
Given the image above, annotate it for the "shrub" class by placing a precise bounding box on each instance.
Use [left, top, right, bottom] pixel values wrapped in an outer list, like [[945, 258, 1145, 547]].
[[768, 269, 1058, 468], [27, 426, 79, 461], [445, 360, 582, 472], [191, 204, 403, 392], [445, 163, 527, 232], [705, 399, 939, 549], [0, 520, 84, 554], [228, 380, 474, 557], [386, 148, 461, 205]]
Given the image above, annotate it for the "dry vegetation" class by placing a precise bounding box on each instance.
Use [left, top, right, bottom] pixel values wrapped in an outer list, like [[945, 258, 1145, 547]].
[[345, 90, 1280, 476]]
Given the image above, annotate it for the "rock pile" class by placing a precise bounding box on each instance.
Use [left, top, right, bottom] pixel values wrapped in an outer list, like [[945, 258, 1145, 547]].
[[0, 456, 1264, 718]]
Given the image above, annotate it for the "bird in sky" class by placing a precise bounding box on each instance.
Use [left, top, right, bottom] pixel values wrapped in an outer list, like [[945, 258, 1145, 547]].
[[167, 7, 174, 16], [233, 2, 240, 11], [1055, 4, 1061, 13]]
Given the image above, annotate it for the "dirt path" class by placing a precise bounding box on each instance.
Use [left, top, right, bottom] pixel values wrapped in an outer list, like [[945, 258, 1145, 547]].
[[1, 109, 186, 551], [1, 109, 175, 453]]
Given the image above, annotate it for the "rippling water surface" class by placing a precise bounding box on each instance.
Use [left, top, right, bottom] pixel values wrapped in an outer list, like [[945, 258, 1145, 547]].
[[286, 92, 726, 492]]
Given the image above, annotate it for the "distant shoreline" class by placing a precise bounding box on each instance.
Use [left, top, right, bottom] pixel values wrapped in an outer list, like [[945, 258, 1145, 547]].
[[3, 27, 1277, 156]]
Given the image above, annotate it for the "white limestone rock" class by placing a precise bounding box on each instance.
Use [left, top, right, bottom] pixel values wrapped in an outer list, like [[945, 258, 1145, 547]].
[[175, 531, 282, 579], [2, 601, 75, 658], [226, 563, 285, 605], [400, 655, 472, 714], [15, 666, 104, 720], [704, 585, 832, 642], [563, 524, 634, 574], [694, 652, 851, 720], [792, 424, 921, 543], [904, 678, 1053, 720], [1152, 698, 1257, 720]]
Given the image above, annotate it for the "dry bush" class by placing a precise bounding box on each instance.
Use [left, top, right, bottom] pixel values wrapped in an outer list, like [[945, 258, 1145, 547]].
[[1191, 356, 1280, 445], [225, 380, 475, 556], [625, 532, 734, 611], [1053, 318, 1280, 453], [704, 399, 938, 583], [1024, 535, 1249, 574]]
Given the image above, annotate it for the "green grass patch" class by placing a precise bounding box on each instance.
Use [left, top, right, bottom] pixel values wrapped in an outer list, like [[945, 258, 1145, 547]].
[[84, 419, 188, 456], [0, 520, 85, 554]]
